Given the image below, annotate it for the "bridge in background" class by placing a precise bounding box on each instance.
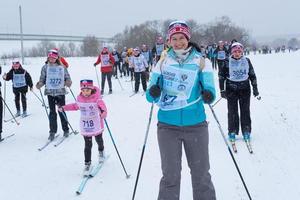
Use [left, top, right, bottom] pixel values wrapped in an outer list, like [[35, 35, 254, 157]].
[[0, 33, 113, 43]]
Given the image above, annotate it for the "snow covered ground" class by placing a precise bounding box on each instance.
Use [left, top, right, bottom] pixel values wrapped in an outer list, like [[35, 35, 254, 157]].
[[0, 51, 300, 200]]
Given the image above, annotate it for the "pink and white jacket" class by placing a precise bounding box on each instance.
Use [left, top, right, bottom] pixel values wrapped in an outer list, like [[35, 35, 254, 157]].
[[62, 86, 107, 136]]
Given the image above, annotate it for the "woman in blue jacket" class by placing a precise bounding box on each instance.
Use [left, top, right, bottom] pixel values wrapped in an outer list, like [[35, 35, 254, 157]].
[[146, 20, 216, 200]]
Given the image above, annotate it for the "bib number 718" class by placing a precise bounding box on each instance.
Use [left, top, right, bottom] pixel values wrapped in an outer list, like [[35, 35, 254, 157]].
[[83, 120, 94, 128]]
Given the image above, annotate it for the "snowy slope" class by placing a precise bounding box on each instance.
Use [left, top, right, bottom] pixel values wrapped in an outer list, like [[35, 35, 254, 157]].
[[0, 51, 300, 200]]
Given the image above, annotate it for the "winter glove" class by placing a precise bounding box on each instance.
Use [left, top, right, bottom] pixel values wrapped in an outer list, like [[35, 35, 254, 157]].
[[57, 106, 64, 112], [253, 86, 259, 97], [93, 63, 97, 67], [220, 90, 227, 99], [65, 79, 72, 87], [202, 90, 214, 104], [36, 82, 43, 90], [2, 73, 7, 80], [149, 85, 161, 98], [100, 111, 107, 119]]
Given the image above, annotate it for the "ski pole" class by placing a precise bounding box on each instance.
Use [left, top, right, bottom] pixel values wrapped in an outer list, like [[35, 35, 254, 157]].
[[58, 107, 78, 135], [3, 80, 6, 118], [31, 90, 48, 108], [212, 97, 222, 107], [0, 95, 20, 125], [208, 104, 252, 200], [116, 76, 124, 90], [69, 88, 76, 101], [104, 119, 130, 179], [39, 89, 49, 119], [132, 102, 154, 200], [94, 66, 101, 88]]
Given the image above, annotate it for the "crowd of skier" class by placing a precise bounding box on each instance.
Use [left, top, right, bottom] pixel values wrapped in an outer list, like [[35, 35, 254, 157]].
[[0, 19, 296, 199]]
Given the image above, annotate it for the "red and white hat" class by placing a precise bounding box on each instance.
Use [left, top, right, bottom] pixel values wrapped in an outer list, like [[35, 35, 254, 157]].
[[48, 51, 59, 59], [80, 79, 94, 89], [168, 20, 191, 41]]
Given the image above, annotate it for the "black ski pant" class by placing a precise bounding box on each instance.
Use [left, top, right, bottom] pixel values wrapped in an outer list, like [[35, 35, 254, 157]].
[[13, 90, 27, 112], [226, 88, 251, 135], [84, 134, 104, 163], [101, 72, 113, 92], [212, 58, 217, 70], [47, 95, 69, 133], [134, 71, 147, 92], [113, 62, 122, 77], [122, 62, 129, 76], [217, 60, 226, 71]]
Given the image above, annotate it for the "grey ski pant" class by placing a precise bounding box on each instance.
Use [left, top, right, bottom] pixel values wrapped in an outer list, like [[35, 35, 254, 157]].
[[157, 121, 216, 200]]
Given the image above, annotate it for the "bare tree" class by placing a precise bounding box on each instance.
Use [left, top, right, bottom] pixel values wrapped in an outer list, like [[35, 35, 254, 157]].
[[80, 36, 100, 56]]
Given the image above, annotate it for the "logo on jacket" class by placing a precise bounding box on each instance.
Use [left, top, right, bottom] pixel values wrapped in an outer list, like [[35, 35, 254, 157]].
[[177, 84, 186, 91], [181, 74, 188, 81]]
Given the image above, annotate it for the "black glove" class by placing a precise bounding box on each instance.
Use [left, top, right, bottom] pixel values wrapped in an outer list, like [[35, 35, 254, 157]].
[[93, 63, 97, 67], [202, 90, 213, 104], [149, 85, 161, 98], [253, 86, 259, 97], [220, 90, 227, 99]]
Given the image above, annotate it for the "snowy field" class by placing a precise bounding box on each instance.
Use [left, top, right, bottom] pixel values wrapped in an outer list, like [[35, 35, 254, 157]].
[[0, 51, 300, 200]]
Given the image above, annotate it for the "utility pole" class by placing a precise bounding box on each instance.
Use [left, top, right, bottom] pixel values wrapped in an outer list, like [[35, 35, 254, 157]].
[[19, 5, 24, 64]]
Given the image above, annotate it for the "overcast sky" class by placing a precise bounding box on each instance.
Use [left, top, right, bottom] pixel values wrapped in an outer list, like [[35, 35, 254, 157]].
[[0, 0, 299, 39]]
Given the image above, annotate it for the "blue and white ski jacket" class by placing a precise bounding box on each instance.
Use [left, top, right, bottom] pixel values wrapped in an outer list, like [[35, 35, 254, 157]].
[[146, 47, 216, 126]]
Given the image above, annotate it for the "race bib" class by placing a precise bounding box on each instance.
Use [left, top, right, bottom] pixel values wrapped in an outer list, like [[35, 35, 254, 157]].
[[46, 66, 65, 90], [13, 72, 26, 88], [156, 44, 164, 56], [217, 51, 226, 60], [229, 57, 249, 82], [158, 65, 198, 110], [78, 102, 102, 135], [101, 54, 110, 66]]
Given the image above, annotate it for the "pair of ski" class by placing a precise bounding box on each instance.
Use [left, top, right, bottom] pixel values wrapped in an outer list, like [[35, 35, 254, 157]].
[[38, 130, 79, 151], [76, 155, 109, 195], [0, 133, 15, 143], [4, 114, 31, 123], [129, 92, 145, 97], [230, 139, 253, 154]]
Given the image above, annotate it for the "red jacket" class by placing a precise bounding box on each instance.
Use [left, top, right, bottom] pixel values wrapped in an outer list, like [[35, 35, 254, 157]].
[[94, 51, 115, 73]]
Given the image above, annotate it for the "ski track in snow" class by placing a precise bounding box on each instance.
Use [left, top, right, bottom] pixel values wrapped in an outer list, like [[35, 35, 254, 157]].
[[1, 51, 300, 199]]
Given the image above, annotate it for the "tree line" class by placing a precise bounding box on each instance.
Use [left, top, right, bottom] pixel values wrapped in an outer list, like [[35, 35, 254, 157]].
[[1, 16, 299, 59]]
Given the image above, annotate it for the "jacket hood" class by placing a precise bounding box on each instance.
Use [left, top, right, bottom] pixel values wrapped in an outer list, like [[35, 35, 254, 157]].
[[77, 86, 102, 103]]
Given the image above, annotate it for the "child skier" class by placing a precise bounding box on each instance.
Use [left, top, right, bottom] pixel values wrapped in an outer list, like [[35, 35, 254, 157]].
[[219, 42, 259, 142], [131, 47, 148, 93], [2, 59, 33, 117], [36, 51, 72, 140], [58, 80, 107, 175]]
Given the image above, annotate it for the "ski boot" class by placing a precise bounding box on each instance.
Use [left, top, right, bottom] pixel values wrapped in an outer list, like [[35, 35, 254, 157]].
[[15, 110, 21, 117], [48, 132, 56, 141], [98, 151, 105, 163], [228, 132, 236, 142], [243, 132, 251, 141], [22, 111, 28, 117], [83, 161, 91, 176], [63, 130, 69, 138]]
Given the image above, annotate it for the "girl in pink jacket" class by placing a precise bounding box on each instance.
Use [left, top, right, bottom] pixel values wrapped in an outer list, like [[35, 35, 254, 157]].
[[59, 79, 107, 174]]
